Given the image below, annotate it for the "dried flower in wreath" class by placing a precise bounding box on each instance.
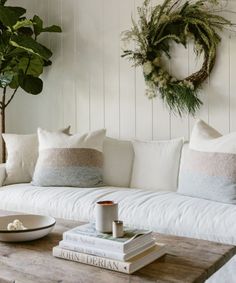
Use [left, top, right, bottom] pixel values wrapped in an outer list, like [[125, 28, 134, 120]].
[[121, 0, 232, 116]]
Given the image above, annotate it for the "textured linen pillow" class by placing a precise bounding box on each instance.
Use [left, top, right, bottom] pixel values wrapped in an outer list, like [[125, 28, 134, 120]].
[[130, 138, 184, 191], [32, 128, 106, 187], [103, 137, 134, 187], [3, 127, 70, 185], [178, 120, 236, 204], [178, 146, 236, 204]]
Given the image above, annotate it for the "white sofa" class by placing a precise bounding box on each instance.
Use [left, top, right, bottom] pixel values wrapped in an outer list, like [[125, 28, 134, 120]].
[[0, 139, 235, 282]]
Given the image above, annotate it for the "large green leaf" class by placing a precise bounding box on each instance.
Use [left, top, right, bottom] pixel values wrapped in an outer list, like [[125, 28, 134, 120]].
[[1, 56, 18, 73], [18, 56, 44, 76], [9, 74, 19, 89], [33, 15, 43, 37], [7, 6, 26, 18], [10, 34, 53, 60], [0, 3, 60, 99], [13, 19, 33, 30], [5, 47, 27, 58], [0, 6, 19, 27], [19, 74, 43, 94], [43, 59, 52, 67], [18, 27, 33, 36], [0, 30, 10, 53], [33, 15, 61, 36], [43, 25, 62, 33]]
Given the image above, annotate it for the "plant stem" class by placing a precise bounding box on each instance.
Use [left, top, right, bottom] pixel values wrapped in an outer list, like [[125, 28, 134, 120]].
[[5, 87, 19, 108], [1, 87, 6, 163], [1, 55, 33, 163], [5, 55, 31, 108]]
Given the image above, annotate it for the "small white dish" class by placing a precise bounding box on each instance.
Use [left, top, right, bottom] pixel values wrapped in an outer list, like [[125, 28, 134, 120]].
[[0, 214, 56, 242]]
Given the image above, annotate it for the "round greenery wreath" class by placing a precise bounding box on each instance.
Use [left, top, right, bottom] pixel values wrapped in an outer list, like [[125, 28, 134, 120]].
[[122, 0, 232, 116]]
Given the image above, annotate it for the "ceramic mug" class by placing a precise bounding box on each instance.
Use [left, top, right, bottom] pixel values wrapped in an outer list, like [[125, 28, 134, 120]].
[[95, 201, 118, 233]]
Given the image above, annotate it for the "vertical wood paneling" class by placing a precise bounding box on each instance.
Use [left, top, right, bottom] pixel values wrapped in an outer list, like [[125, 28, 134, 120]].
[[154, 100, 171, 140], [47, 0, 64, 130], [6, 0, 236, 142], [119, 0, 136, 139], [88, 0, 104, 132], [135, 65, 153, 140], [76, 0, 90, 133], [34, 0, 55, 130], [208, 34, 230, 134], [230, 35, 236, 132], [61, 0, 76, 132], [225, 2, 235, 133], [103, 0, 120, 138]]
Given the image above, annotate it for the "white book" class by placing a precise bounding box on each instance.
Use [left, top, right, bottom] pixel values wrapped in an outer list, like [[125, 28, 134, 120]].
[[53, 244, 166, 274], [59, 239, 156, 261], [63, 223, 152, 253]]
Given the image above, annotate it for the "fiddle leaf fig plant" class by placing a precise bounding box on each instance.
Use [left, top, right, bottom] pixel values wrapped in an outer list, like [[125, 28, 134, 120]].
[[0, 0, 62, 161]]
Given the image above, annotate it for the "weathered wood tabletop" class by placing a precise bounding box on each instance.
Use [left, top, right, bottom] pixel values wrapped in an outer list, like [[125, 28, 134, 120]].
[[0, 210, 235, 283]]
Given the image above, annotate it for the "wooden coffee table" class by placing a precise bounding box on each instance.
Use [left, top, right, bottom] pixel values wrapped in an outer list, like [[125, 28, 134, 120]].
[[0, 210, 235, 283]]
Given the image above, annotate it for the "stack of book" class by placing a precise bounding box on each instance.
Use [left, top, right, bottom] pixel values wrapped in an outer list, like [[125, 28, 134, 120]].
[[53, 224, 166, 274]]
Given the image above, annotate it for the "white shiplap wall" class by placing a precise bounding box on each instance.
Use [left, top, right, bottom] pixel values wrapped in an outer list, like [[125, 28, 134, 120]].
[[6, 0, 236, 140]]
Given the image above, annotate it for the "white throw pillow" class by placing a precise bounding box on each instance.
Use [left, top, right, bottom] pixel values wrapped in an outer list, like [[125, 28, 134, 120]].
[[130, 138, 184, 191], [178, 120, 236, 204], [32, 128, 106, 187], [3, 127, 70, 185], [103, 137, 134, 187], [190, 119, 236, 153]]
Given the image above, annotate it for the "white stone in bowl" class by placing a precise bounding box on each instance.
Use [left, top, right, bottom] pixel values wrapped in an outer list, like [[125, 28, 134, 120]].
[[0, 214, 56, 242]]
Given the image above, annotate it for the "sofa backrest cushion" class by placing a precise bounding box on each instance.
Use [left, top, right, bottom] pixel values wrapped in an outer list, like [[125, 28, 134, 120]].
[[3, 127, 70, 185], [103, 137, 134, 187], [178, 120, 236, 204], [190, 119, 236, 153], [178, 145, 236, 204], [32, 128, 106, 187], [130, 138, 184, 191]]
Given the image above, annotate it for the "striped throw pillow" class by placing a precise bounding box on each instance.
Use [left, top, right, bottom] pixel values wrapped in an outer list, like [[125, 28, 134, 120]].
[[178, 146, 236, 204], [32, 128, 106, 187], [178, 120, 236, 204]]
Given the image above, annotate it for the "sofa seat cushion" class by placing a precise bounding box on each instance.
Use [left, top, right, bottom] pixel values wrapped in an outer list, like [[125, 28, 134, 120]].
[[0, 184, 235, 245]]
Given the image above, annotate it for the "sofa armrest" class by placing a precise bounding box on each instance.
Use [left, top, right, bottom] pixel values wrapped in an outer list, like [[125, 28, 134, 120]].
[[0, 163, 6, 187]]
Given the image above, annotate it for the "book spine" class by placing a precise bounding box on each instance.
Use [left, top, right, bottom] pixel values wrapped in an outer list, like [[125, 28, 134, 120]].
[[53, 247, 130, 274], [59, 241, 125, 261], [63, 233, 123, 253]]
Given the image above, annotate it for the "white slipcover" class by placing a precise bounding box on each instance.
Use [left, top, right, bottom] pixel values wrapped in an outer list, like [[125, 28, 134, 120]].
[[0, 184, 235, 244], [0, 184, 235, 282]]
